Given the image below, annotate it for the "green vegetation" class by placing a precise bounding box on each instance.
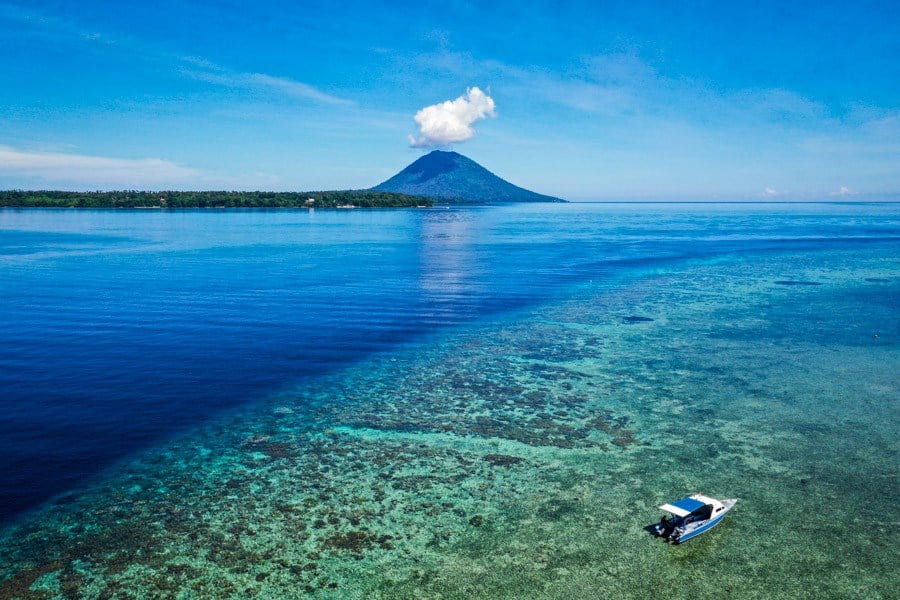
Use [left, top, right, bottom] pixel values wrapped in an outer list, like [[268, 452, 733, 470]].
[[0, 190, 433, 209]]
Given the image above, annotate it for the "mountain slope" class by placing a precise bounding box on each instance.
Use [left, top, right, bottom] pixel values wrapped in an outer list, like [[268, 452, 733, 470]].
[[372, 150, 565, 203]]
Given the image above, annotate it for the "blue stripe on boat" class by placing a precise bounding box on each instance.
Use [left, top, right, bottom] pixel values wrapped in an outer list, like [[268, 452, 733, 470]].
[[677, 513, 726, 542]]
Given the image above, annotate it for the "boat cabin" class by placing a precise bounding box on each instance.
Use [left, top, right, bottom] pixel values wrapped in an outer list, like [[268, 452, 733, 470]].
[[659, 494, 726, 524]]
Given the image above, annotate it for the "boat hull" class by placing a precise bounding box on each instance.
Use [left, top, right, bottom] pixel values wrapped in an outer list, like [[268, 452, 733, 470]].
[[674, 512, 726, 543]]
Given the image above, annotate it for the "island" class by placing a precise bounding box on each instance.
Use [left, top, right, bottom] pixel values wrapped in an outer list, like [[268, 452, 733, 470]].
[[0, 190, 433, 209]]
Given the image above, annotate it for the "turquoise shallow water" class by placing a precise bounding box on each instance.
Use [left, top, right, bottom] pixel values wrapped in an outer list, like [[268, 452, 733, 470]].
[[0, 203, 898, 598]]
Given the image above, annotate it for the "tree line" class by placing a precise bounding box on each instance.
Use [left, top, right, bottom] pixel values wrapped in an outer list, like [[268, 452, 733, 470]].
[[0, 190, 434, 209]]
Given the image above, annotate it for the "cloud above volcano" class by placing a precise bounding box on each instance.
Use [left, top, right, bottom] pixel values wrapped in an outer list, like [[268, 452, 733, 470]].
[[409, 87, 496, 148]]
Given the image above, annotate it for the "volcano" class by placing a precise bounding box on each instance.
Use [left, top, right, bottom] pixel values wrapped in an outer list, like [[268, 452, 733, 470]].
[[372, 150, 564, 203]]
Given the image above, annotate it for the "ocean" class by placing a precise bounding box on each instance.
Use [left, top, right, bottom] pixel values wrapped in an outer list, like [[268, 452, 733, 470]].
[[0, 203, 897, 598]]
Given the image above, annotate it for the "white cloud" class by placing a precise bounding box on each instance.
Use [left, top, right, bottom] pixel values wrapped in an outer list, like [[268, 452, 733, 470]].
[[763, 186, 780, 197], [181, 60, 354, 106], [408, 87, 496, 148], [244, 73, 354, 106], [830, 185, 857, 196], [0, 145, 199, 188]]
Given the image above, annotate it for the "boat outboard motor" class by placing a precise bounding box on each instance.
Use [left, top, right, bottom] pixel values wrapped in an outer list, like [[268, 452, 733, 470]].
[[659, 517, 675, 539]]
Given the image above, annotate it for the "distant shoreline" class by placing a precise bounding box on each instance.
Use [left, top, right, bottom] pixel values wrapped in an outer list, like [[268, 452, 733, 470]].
[[0, 190, 434, 209]]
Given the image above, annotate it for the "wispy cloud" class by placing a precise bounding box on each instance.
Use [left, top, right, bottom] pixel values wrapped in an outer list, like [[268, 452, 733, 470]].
[[0, 2, 73, 33], [416, 48, 836, 127], [0, 2, 118, 48], [0, 145, 199, 188], [0, 145, 292, 190], [180, 59, 354, 106], [2, 5, 353, 107], [413, 50, 644, 115], [245, 73, 354, 106]]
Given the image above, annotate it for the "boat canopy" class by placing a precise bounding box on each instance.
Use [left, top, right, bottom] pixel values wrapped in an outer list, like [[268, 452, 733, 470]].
[[659, 496, 707, 518]]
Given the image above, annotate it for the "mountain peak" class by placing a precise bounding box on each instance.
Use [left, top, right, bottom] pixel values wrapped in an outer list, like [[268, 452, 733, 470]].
[[400, 150, 466, 183], [372, 151, 564, 203]]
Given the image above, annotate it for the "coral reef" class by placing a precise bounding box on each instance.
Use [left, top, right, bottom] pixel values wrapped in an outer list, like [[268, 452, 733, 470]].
[[0, 244, 897, 599]]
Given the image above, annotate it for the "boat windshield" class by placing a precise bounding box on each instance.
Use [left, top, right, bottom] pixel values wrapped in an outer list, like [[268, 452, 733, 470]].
[[687, 505, 713, 522]]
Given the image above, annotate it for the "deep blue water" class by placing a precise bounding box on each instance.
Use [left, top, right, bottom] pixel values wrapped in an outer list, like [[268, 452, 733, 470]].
[[1, 203, 898, 523]]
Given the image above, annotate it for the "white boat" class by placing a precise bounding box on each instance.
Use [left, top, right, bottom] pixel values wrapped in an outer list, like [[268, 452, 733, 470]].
[[653, 494, 737, 543]]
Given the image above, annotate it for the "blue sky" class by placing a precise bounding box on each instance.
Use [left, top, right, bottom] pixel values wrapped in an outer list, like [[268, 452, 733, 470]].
[[1, 0, 898, 200]]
